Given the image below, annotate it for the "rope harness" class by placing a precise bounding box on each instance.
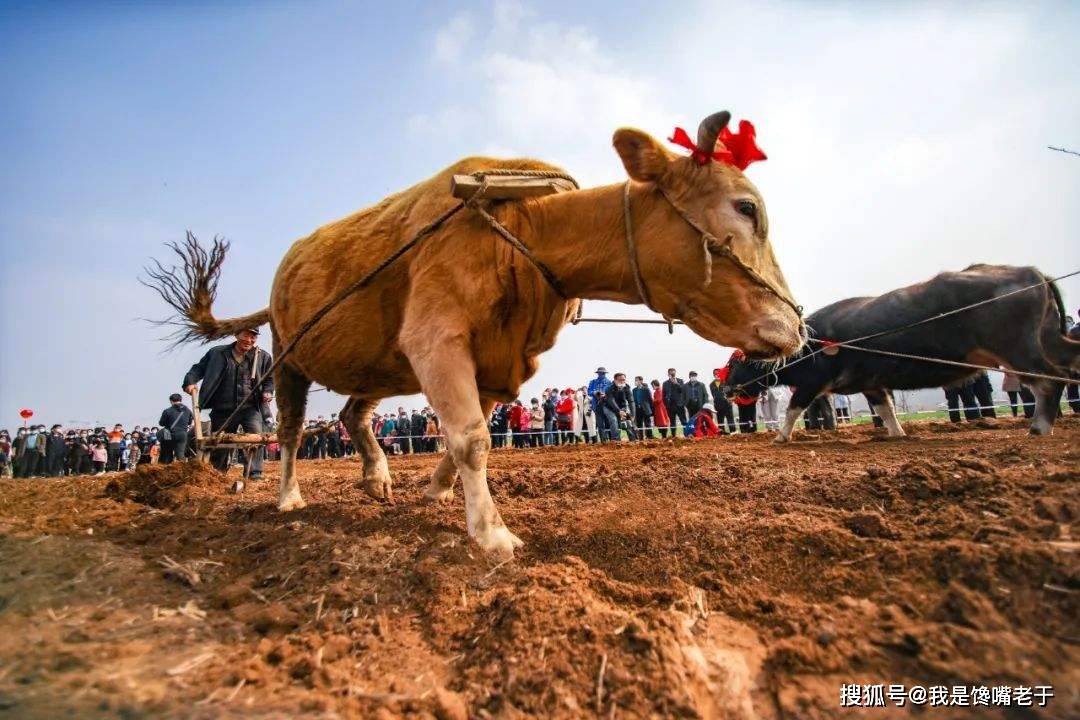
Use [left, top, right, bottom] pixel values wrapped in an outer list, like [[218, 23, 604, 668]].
[[620, 180, 804, 330]]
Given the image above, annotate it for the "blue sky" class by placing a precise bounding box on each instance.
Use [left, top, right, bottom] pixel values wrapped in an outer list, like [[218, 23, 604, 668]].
[[2, 1, 1078, 427]]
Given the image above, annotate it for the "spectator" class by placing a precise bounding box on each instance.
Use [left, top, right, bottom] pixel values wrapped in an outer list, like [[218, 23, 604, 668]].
[[490, 404, 509, 448], [632, 376, 654, 439], [0, 430, 11, 478], [587, 368, 613, 442], [424, 411, 441, 453], [45, 424, 67, 477], [183, 327, 273, 479], [68, 433, 91, 475], [158, 393, 194, 464], [528, 398, 545, 447], [709, 369, 737, 435], [758, 387, 780, 431], [971, 370, 996, 418], [684, 371, 708, 418], [1001, 371, 1022, 417], [556, 389, 577, 444], [833, 394, 852, 423], [90, 440, 108, 475], [395, 410, 411, 454], [651, 380, 669, 438], [662, 368, 687, 436], [576, 387, 598, 444], [127, 433, 142, 469], [106, 424, 125, 472], [605, 373, 635, 441], [18, 425, 47, 477], [727, 351, 759, 432], [509, 400, 528, 448], [944, 377, 980, 423], [804, 394, 836, 430], [542, 390, 557, 446], [692, 403, 722, 438]]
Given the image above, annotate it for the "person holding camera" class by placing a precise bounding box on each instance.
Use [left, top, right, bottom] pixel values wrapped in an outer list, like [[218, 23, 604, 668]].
[[182, 327, 273, 478]]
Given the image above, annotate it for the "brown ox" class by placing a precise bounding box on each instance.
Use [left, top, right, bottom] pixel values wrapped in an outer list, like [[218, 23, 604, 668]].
[[153, 113, 804, 558]]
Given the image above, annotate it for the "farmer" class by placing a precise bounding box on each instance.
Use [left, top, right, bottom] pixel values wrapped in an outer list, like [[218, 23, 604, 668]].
[[632, 376, 654, 439], [182, 327, 273, 478]]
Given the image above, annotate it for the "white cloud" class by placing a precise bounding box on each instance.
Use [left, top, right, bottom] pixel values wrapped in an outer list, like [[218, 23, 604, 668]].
[[432, 13, 473, 64], [365, 0, 1079, 417]]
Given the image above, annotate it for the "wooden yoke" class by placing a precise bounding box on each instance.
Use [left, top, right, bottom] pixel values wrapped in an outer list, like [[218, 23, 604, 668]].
[[450, 174, 576, 201]]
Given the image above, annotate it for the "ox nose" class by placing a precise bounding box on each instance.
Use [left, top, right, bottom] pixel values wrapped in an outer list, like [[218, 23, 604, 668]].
[[752, 317, 803, 358]]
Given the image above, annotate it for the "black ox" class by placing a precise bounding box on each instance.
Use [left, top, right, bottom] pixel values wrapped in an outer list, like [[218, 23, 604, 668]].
[[727, 264, 1079, 441]]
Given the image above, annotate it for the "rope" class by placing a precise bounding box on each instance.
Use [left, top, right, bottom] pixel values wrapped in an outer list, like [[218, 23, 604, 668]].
[[623, 181, 655, 311], [814, 340, 1080, 386]]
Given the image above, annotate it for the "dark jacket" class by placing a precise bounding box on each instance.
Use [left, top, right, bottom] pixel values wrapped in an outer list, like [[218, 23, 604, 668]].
[[46, 433, 67, 458], [606, 383, 635, 414], [183, 343, 273, 410], [662, 378, 686, 407], [632, 385, 653, 415], [685, 379, 709, 409], [159, 404, 194, 435], [709, 379, 733, 409]]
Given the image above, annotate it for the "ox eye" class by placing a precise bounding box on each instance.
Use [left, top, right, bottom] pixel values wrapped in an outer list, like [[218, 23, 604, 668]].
[[735, 199, 756, 220]]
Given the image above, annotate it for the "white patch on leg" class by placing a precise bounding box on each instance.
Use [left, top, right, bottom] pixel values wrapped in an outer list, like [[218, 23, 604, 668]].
[[277, 450, 307, 511], [774, 406, 803, 443], [872, 400, 906, 437]]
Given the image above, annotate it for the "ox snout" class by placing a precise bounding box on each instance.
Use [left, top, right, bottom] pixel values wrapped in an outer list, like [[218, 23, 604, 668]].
[[747, 315, 804, 360]]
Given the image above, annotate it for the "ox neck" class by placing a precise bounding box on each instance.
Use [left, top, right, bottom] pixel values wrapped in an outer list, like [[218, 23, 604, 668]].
[[521, 182, 649, 304]]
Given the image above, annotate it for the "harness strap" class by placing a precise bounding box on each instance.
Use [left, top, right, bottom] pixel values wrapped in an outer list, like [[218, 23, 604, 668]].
[[655, 186, 803, 319], [623, 181, 656, 312]]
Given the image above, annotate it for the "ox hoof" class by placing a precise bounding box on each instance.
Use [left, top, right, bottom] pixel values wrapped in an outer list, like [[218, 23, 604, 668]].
[[278, 492, 307, 512], [1028, 424, 1052, 437], [423, 482, 455, 503], [772, 435, 790, 445], [362, 476, 394, 502], [474, 525, 524, 560], [230, 479, 246, 494]]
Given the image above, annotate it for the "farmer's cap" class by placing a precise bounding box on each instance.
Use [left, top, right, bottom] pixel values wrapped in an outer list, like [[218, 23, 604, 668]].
[[689, 371, 698, 378], [238, 327, 260, 336], [596, 367, 607, 374]]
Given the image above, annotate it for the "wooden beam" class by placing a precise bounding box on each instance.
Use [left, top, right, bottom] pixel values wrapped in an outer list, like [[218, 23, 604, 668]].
[[450, 174, 576, 201]]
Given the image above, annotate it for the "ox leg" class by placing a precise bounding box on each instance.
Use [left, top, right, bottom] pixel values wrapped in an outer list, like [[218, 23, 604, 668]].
[[774, 406, 805, 443], [774, 386, 820, 443], [1030, 381, 1064, 436], [275, 363, 311, 512], [866, 389, 905, 437], [424, 398, 495, 503], [341, 397, 393, 500], [405, 340, 521, 559]]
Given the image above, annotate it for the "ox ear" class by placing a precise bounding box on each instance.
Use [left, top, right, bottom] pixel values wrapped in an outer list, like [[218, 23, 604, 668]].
[[613, 128, 671, 183]]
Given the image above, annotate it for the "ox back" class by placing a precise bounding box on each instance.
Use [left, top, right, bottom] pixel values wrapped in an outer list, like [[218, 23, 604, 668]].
[[728, 264, 1079, 440]]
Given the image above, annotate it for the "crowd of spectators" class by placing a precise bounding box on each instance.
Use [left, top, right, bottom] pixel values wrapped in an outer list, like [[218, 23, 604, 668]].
[[4, 353, 1078, 477]]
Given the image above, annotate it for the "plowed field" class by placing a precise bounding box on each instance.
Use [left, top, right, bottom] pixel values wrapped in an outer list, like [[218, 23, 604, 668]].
[[1, 416, 1077, 718]]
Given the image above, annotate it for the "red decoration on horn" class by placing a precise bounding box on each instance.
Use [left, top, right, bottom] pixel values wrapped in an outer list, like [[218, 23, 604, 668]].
[[668, 119, 767, 170]]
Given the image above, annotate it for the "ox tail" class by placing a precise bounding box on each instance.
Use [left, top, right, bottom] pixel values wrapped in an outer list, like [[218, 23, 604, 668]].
[[1039, 272, 1080, 371], [140, 232, 270, 348]]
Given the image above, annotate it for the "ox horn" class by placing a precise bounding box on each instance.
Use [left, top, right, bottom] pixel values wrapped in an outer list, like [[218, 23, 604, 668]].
[[697, 111, 731, 158]]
